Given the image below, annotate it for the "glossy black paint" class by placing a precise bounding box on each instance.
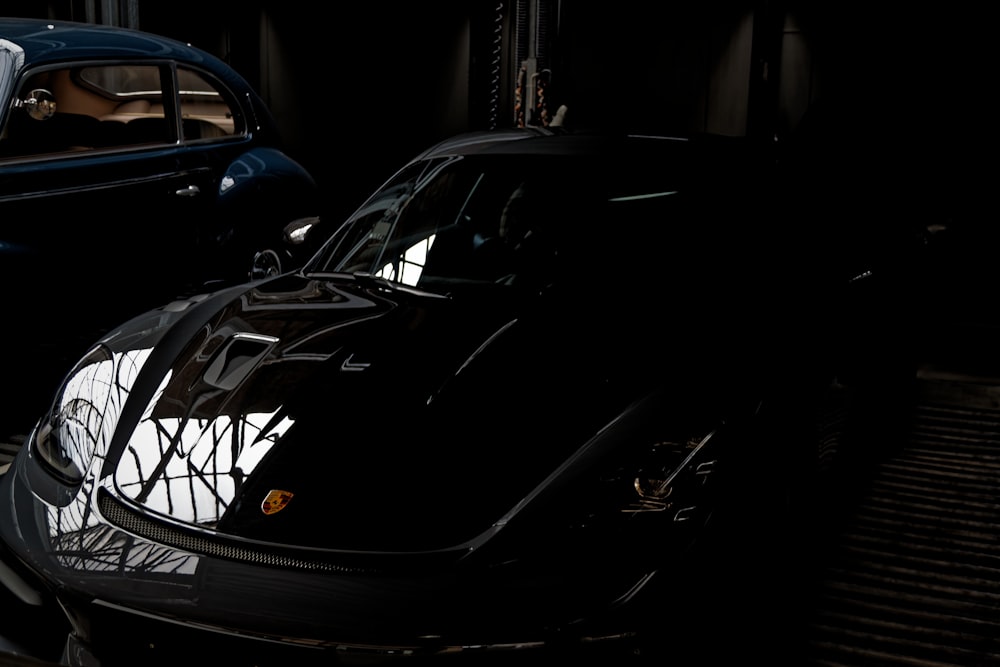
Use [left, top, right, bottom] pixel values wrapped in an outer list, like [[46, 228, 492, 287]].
[[0, 128, 920, 666], [0, 18, 320, 436]]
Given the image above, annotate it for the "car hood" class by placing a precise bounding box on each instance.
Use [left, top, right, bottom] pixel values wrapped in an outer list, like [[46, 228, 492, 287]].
[[96, 273, 669, 555]]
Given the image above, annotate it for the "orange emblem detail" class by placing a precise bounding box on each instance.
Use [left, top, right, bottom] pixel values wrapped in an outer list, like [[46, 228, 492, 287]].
[[261, 489, 294, 515]]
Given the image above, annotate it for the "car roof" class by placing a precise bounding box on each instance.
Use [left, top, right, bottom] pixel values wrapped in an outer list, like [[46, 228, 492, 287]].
[[418, 125, 763, 155], [413, 127, 690, 158], [0, 18, 226, 71], [411, 127, 766, 181]]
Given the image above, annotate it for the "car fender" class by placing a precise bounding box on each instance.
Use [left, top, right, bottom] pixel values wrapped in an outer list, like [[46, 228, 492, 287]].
[[207, 147, 321, 279], [217, 146, 318, 210]]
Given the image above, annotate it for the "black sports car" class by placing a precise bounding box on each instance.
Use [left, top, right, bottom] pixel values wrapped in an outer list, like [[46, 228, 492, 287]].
[[0, 128, 919, 666]]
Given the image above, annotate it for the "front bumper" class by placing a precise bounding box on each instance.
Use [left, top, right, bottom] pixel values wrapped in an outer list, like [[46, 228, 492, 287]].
[[0, 448, 675, 667]]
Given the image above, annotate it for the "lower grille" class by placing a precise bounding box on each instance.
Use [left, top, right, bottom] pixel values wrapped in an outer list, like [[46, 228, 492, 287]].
[[97, 490, 372, 574]]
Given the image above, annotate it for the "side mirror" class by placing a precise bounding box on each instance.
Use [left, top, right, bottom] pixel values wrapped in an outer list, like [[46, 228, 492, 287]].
[[247, 217, 324, 282], [17, 88, 57, 120], [283, 216, 322, 246]]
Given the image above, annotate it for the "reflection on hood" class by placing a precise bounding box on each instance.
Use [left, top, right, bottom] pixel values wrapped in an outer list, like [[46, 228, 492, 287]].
[[116, 405, 294, 526], [89, 273, 657, 554]]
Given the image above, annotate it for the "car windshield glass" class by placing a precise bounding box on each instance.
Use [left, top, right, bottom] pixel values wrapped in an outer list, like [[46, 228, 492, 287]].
[[307, 151, 691, 298]]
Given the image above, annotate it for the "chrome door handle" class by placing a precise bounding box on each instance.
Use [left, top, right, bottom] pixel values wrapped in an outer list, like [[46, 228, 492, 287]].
[[176, 185, 201, 197]]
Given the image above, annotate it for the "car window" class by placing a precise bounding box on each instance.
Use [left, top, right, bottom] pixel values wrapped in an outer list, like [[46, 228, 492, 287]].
[[308, 151, 723, 299], [175, 67, 240, 139], [0, 63, 239, 160], [309, 155, 596, 294], [319, 158, 449, 276]]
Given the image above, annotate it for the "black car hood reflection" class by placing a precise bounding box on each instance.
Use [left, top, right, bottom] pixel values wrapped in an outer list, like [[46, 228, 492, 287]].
[[104, 272, 650, 554]]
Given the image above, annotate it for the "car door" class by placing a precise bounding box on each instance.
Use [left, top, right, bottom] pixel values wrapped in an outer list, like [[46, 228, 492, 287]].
[[1, 61, 253, 307], [0, 61, 252, 419]]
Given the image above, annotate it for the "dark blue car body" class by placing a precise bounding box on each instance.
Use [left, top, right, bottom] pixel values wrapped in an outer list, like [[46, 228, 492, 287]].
[[0, 18, 320, 435]]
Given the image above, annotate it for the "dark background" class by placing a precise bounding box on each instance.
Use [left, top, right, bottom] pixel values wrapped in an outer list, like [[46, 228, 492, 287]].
[[6, 1, 991, 229], [4, 1, 995, 339]]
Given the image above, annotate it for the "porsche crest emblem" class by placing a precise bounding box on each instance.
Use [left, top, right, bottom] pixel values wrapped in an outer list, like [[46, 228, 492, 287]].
[[261, 489, 294, 515]]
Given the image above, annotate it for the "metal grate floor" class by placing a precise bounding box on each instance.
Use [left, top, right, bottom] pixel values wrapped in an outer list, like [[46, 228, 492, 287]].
[[804, 370, 1000, 667]]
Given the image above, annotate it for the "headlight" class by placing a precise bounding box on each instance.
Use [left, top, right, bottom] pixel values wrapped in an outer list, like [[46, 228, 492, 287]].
[[509, 425, 727, 561], [465, 389, 742, 574], [467, 424, 729, 582], [33, 345, 115, 485], [623, 434, 718, 518], [579, 427, 722, 540]]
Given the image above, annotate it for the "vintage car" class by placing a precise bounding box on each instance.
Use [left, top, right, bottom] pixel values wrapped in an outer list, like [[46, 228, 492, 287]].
[[0, 127, 919, 666], [0, 18, 321, 437]]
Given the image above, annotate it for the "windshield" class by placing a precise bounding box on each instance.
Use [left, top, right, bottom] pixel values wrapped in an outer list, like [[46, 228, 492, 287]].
[[307, 151, 698, 299]]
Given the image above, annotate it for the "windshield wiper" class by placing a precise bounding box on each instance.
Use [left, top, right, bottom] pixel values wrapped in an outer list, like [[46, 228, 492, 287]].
[[301, 269, 451, 299], [351, 272, 449, 300]]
